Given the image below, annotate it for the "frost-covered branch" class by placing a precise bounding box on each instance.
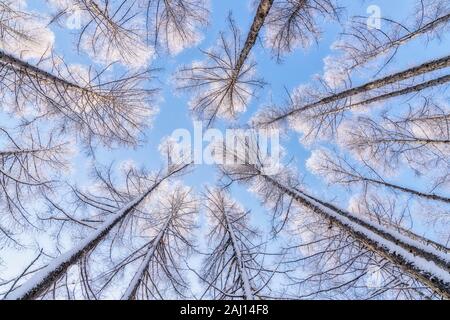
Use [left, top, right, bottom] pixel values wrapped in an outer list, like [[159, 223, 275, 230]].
[[49, 0, 152, 67], [307, 148, 450, 204], [252, 55, 450, 143], [265, 0, 340, 59], [120, 184, 198, 300]]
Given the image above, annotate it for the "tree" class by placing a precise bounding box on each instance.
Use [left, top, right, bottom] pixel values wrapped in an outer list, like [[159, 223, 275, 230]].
[[175, 0, 274, 126], [265, 0, 340, 60], [0, 126, 68, 246], [216, 138, 450, 299], [197, 187, 277, 299], [306, 147, 450, 204], [0, 50, 158, 148], [3, 162, 190, 300]]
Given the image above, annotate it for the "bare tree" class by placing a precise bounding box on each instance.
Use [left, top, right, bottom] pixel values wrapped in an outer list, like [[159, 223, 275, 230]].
[[252, 55, 450, 139], [0, 50, 158, 148], [265, 0, 340, 60], [0, 126, 68, 246], [216, 138, 450, 299], [197, 187, 277, 300], [3, 162, 190, 300]]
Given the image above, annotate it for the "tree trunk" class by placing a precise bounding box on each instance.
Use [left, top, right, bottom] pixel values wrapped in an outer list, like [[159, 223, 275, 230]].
[[121, 214, 172, 300], [5, 165, 188, 300], [222, 208, 254, 300], [232, 0, 273, 79], [258, 55, 450, 126], [339, 74, 450, 112], [263, 175, 450, 299]]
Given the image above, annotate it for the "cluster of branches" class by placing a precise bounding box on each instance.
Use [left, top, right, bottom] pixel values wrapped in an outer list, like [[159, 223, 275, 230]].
[[176, 0, 341, 125], [0, 51, 158, 148], [265, 0, 341, 60], [1, 162, 191, 300], [0, 126, 68, 246], [49, 0, 209, 61]]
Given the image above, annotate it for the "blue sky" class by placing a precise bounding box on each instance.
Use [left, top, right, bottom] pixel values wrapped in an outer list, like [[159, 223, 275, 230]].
[[2, 0, 448, 286]]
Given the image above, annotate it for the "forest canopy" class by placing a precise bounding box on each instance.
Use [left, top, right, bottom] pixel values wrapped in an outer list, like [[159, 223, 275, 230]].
[[0, 0, 449, 300]]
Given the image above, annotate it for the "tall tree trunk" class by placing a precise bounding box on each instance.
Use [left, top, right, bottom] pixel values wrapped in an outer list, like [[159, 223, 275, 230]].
[[349, 13, 450, 69], [232, 0, 273, 79], [263, 175, 450, 299], [222, 207, 254, 300], [121, 214, 172, 300]]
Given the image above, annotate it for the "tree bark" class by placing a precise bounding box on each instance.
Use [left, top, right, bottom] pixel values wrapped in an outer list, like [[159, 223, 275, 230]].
[[258, 55, 450, 126], [121, 214, 172, 300], [232, 0, 273, 79], [263, 175, 450, 299], [5, 164, 188, 300], [222, 207, 254, 300]]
